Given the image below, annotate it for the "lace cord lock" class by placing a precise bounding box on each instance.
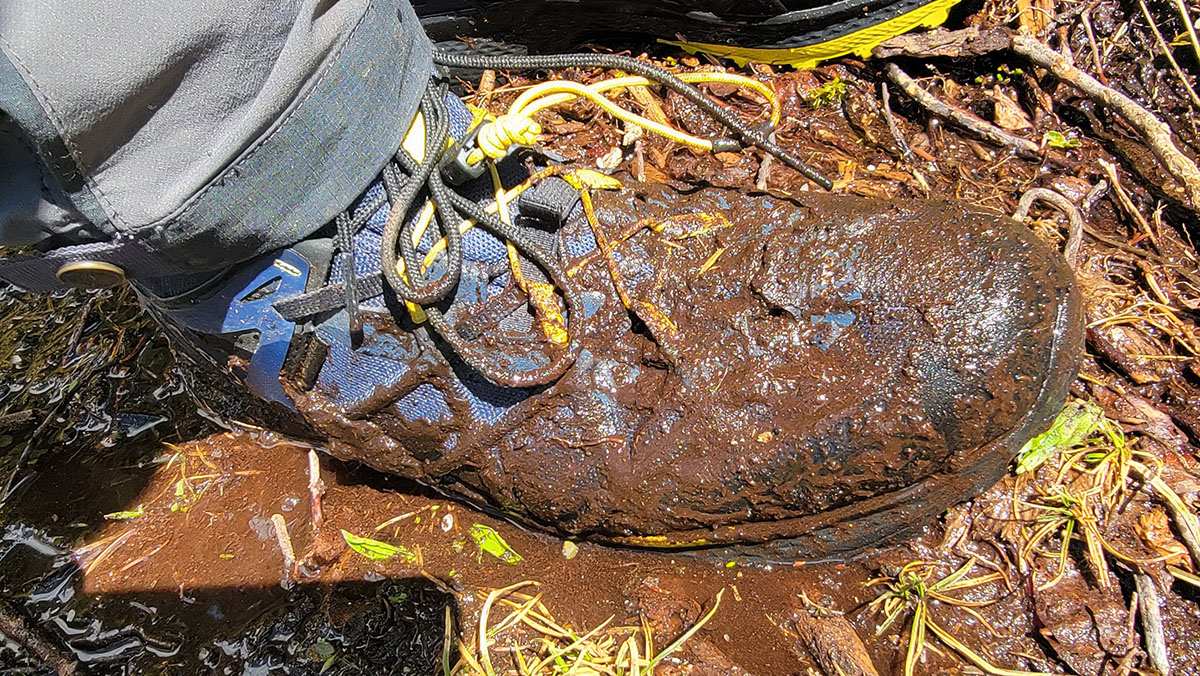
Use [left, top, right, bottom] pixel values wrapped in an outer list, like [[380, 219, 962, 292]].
[[439, 124, 488, 185]]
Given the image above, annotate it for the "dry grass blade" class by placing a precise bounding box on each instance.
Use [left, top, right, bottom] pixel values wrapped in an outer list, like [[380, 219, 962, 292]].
[[527, 615, 614, 674], [444, 606, 455, 676], [479, 581, 541, 675], [924, 617, 1053, 676], [1170, 0, 1200, 66], [448, 583, 723, 675], [1137, 0, 1200, 109], [641, 588, 724, 675], [904, 602, 927, 676], [868, 560, 1055, 676], [1167, 565, 1200, 587]]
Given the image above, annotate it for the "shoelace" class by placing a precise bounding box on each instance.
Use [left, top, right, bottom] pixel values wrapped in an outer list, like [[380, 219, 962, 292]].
[[276, 51, 832, 389]]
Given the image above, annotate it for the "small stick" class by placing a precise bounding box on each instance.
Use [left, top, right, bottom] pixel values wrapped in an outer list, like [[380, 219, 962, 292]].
[[1133, 572, 1171, 675], [1138, 0, 1200, 109], [0, 600, 76, 676], [884, 63, 1042, 159], [60, 294, 96, 368], [1098, 159, 1159, 250], [880, 82, 913, 162], [1013, 34, 1200, 208], [756, 131, 776, 191], [475, 69, 497, 105], [1081, 8, 1108, 84], [1013, 187, 1084, 267], [307, 449, 325, 532], [1082, 178, 1110, 213], [0, 410, 34, 433], [1113, 649, 1141, 676], [270, 513, 297, 587]]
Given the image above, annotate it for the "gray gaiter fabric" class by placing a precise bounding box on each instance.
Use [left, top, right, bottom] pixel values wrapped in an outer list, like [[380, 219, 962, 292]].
[[0, 0, 433, 284]]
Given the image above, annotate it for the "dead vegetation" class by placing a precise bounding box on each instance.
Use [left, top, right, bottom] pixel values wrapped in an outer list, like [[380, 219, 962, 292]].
[[445, 581, 723, 676], [3, 0, 1200, 673]]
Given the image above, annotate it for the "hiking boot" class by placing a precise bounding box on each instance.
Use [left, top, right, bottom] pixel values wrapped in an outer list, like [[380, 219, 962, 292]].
[[5, 51, 1083, 558], [136, 56, 1082, 558], [415, 0, 961, 67]]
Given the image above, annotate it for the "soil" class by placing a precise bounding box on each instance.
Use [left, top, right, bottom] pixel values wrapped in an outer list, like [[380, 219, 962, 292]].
[[4, 0, 1200, 674]]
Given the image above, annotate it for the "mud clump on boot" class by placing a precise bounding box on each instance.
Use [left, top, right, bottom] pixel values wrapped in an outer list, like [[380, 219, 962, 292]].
[[294, 182, 1084, 559]]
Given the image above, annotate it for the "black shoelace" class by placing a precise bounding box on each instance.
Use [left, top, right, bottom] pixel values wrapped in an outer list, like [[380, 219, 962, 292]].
[[276, 50, 831, 389]]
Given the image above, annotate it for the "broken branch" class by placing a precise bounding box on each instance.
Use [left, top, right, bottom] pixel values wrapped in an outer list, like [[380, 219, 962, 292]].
[[1011, 34, 1200, 209]]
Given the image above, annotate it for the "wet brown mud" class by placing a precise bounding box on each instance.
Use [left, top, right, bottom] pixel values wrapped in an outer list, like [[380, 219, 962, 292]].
[[5, 1, 1200, 673], [0, 430, 1050, 674], [12, 425, 1200, 674], [299, 183, 1083, 560]]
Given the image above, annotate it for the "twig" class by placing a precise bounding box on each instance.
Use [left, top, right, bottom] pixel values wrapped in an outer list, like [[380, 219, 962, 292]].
[[884, 63, 1042, 159], [756, 131, 777, 190], [880, 82, 913, 162], [60, 294, 96, 368], [1082, 178, 1110, 214], [474, 69, 497, 105], [1133, 572, 1171, 675], [1013, 187, 1084, 267], [271, 513, 297, 587], [1080, 8, 1108, 85], [307, 449, 325, 532], [0, 600, 76, 676], [785, 607, 881, 676], [1138, 0, 1200, 109], [0, 410, 35, 433], [1099, 159, 1160, 251], [1012, 34, 1200, 208]]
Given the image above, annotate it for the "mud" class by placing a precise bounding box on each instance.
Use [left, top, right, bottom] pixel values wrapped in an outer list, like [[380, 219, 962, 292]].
[[297, 183, 1083, 559], [0, 431, 1054, 674], [4, 0, 1200, 672]]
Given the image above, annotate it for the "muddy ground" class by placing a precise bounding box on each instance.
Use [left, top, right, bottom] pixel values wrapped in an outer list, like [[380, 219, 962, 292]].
[[4, 0, 1200, 673]]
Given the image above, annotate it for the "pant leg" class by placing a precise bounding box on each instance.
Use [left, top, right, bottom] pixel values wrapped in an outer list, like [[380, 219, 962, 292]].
[[0, 0, 433, 288]]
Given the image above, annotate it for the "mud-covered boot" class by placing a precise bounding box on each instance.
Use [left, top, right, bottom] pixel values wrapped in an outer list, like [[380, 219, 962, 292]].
[[91, 59, 1086, 558]]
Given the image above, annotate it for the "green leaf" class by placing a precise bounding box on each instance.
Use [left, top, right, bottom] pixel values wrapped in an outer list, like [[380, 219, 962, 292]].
[[103, 505, 144, 520], [561, 540, 579, 560], [1044, 130, 1081, 149], [1015, 400, 1105, 473], [470, 524, 523, 564], [305, 641, 335, 662], [341, 529, 416, 562], [806, 78, 847, 108]]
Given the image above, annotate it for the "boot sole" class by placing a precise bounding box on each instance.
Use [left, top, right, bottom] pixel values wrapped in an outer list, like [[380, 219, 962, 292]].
[[416, 0, 961, 68]]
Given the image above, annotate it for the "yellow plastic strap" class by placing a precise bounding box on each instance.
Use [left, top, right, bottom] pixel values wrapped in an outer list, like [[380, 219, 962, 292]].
[[664, 0, 961, 68]]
